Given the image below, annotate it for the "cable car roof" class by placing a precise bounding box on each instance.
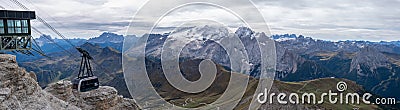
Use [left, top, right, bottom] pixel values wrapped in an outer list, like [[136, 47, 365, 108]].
[[0, 10, 35, 19]]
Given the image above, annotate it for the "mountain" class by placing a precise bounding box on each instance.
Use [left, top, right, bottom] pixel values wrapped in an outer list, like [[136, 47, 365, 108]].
[[128, 26, 271, 77], [87, 32, 124, 43], [127, 26, 400, 101], [12, 34, 86, 62], [86, 32, 141, 52], [35, 34, 87, 53], [34, 32, 126, 53], [12, 32, 129, 62], [273, 34, 400, 100], [271, 34, 298, 42], [379, 41, 400, 47], [87, 32, 126, 51], [122, 35, 139, 52]]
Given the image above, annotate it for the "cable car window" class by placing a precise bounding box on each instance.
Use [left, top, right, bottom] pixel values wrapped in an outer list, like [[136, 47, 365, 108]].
[[0, 20, 4, 34], [22, 20, 28, 33], [7, 20, 15, 34], [15, 20, 22, 33]]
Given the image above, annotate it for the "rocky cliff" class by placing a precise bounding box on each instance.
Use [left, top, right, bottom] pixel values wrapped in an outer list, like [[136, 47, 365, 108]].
[[0, 54, 79, 110]]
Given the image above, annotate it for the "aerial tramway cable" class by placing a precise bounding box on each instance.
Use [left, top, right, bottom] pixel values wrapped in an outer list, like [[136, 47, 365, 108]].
[[8, 0, 107, 92], [0, 4, 45, 56], [31, 27, 75, 56], [23, 0, 99, 39]]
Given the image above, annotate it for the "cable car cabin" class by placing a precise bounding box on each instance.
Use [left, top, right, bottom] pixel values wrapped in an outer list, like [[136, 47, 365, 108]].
[[72, 76, 99, 92], [0, 10, 35, 51]]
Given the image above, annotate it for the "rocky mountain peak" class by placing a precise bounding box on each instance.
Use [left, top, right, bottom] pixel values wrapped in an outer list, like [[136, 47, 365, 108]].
[[38, 34, 52, 40], [88, 32, 124, 43], [35, 34, 53, 46], [350, 46, 391, 72], [235, 27, 254, 37]]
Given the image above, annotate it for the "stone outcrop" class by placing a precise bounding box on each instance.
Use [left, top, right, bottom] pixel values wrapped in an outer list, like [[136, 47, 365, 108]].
[[44, 80, 139, 110], [0, 54, 79, 110]]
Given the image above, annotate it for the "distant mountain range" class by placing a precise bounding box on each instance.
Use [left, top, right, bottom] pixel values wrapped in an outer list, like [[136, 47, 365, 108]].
[[35, 32, 126, 53], [14, 32, 128, 62]]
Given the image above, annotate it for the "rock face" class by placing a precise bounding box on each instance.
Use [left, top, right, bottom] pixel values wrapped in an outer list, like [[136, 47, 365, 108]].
[[350, 46, 390, 73], [0, 54, 79, 110], [44, 80, 139, 110]]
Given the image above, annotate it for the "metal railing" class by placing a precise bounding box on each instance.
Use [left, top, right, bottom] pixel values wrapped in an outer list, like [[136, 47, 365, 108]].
[[0, 35, 31, 50]]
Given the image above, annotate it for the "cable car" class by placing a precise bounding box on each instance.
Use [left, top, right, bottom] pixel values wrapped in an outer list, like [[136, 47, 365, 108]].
[[72, 76, 99, 92], [0, 10, 35, 51], [72, 47, 100, 92]]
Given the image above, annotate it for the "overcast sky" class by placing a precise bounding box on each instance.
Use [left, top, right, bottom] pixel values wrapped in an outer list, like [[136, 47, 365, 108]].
[[0, 0, 399, 41]]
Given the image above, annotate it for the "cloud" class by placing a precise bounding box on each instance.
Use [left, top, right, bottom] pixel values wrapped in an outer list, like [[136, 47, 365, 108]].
[[0, 0, 140, 39], [254, 0, 400, 41]]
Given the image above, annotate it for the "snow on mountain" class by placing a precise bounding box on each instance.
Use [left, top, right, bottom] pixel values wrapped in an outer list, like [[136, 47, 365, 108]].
[[35, 34, 53, 47], [171, 26, 249, 73], [88, 32, 124, 43], [169, 25, 230, 41], [271, 34, 297, 42], [235, 27, 254, 39]]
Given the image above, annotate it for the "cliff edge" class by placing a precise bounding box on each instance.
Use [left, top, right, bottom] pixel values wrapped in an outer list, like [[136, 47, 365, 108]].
[[0, 54, 79, 110]]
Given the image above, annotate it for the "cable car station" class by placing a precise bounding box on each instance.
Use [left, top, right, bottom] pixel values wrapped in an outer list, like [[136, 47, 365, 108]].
[[0, 10, 35, 51]]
